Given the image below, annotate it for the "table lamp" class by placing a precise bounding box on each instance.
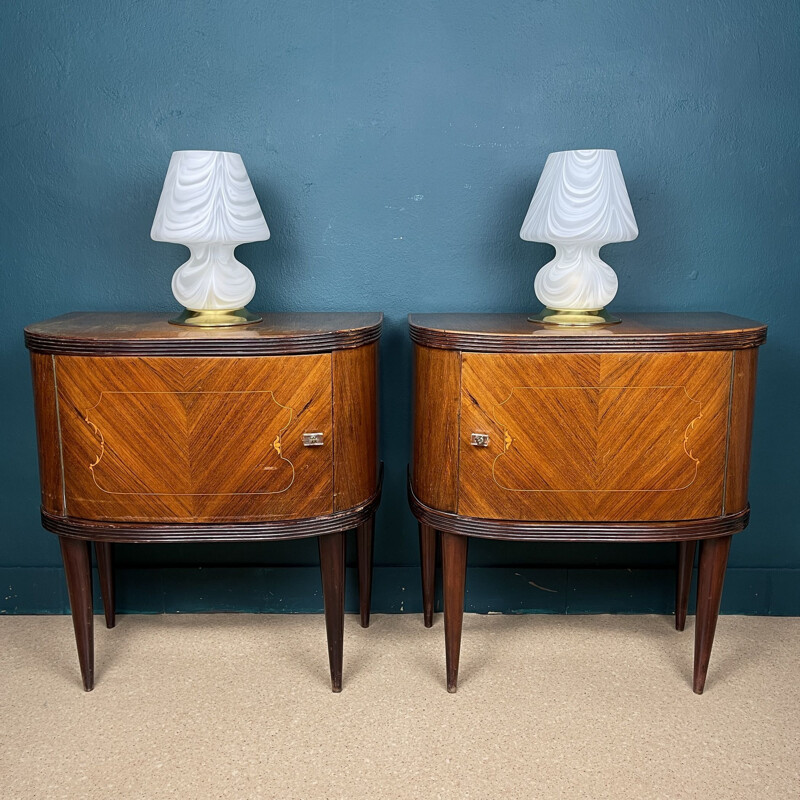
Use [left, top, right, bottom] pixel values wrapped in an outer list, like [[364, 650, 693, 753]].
[[520, 149, 638, 326], [151, 150, 270, 327]]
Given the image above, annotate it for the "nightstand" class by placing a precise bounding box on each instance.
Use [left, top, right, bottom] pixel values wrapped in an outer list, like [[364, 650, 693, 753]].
[[26, 312, 382, 692], [408, 313, 766, 693]]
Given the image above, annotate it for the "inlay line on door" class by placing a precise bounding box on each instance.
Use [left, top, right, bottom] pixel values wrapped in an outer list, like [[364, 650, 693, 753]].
[[83, 390, 297, 497], [489, 384, 703, 494]]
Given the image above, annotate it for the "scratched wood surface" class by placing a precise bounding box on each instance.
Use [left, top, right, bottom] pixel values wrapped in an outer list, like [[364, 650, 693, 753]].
[[25, 312, 382, 356], [459, 351, 732, 521], [55, 355, 333, 522], [409, 312, 766, 353]]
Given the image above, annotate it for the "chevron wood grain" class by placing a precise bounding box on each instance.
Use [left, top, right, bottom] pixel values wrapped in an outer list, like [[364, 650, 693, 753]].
[[409, 313, 764, 695], [459, 351, 732, 522], [55, 355, 333, 522], [27, 313, 382, 693]]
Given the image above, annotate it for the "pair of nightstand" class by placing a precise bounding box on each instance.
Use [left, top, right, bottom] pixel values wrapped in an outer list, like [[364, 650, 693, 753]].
[[27, 311, 766, 694]]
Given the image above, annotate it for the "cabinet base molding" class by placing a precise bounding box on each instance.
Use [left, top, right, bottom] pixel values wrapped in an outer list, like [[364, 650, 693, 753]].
[[409, 480, 749, 543]]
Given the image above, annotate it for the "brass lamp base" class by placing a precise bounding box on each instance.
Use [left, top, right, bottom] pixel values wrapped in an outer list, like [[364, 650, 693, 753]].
[[528, 308, 621, 327], [169, 308, 263, 327]]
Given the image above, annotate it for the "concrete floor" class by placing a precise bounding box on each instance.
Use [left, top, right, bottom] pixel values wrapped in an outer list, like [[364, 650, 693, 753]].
[[2, 613, 798, 799]]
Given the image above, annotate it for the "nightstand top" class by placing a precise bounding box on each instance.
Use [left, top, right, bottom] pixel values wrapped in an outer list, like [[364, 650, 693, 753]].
[[408, 312, 766, 353], [25, 312, 383, 356]]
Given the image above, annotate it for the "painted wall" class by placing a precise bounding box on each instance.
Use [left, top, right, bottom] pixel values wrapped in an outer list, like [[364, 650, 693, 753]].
[[1, 1, 798, 614]]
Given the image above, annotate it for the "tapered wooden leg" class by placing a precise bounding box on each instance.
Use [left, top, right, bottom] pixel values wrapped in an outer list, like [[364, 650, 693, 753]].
[[95, 541, 116, 629], [441, 531, 468, 693], [675, 540, 697, 631], [319, 531, 346, 692], [59, 536, 94, 691], [693, 535, 732, 694], [356, 516, 375, 628], [420, 523, 437, 628]]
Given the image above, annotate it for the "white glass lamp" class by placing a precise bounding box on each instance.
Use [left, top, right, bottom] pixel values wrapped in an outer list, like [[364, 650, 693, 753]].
[[520, 149, 638, 326], [151, 150, 270, 327]]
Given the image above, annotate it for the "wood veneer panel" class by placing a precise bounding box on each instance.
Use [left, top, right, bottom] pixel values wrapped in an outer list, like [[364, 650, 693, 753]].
[[459, 351, 732, 522], [724, 348, 759, 514], [26, 312, 382, 357], [30, 353, 64, 515], [412, 344, 461, 512], [409, 312, 766, 353], [333, 343, 379, 511], [55, 355, 333, 522]]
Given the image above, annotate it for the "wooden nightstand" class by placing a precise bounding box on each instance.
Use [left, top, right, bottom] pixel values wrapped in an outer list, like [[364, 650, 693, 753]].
[[408, 313, 766, 693], [25, 312, 382, 692]]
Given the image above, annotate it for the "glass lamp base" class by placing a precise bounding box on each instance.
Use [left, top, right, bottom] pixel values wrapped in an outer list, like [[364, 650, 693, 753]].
[[528, 308, 621, 326], [169, 308, 263, 327]]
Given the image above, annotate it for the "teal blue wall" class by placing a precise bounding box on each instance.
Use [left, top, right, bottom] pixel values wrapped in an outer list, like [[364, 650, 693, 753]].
[[1, 1, 798, 614]]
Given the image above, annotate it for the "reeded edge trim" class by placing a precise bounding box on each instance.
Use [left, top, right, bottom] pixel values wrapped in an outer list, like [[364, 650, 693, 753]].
[[25, 320, 382, 357], [409, 323, 767, 353], [43, 467, 382, 543], [408, 478, 749, 542]]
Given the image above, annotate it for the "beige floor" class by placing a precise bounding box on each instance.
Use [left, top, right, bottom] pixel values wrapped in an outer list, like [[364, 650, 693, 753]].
[[2, 614, 798, 799]]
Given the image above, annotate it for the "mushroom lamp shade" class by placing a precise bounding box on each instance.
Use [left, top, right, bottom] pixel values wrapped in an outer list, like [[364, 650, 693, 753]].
[[520, 149, 638, 326], [151, 150, 270, 327]]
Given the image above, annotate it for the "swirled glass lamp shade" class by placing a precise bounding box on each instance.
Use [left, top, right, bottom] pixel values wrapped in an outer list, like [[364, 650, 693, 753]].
[[151, 150, 270, 327], [520, 149, 638, 326]]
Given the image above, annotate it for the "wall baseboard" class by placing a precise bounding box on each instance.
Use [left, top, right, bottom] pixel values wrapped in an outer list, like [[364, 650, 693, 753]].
[[0, 565, 797, 615]]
